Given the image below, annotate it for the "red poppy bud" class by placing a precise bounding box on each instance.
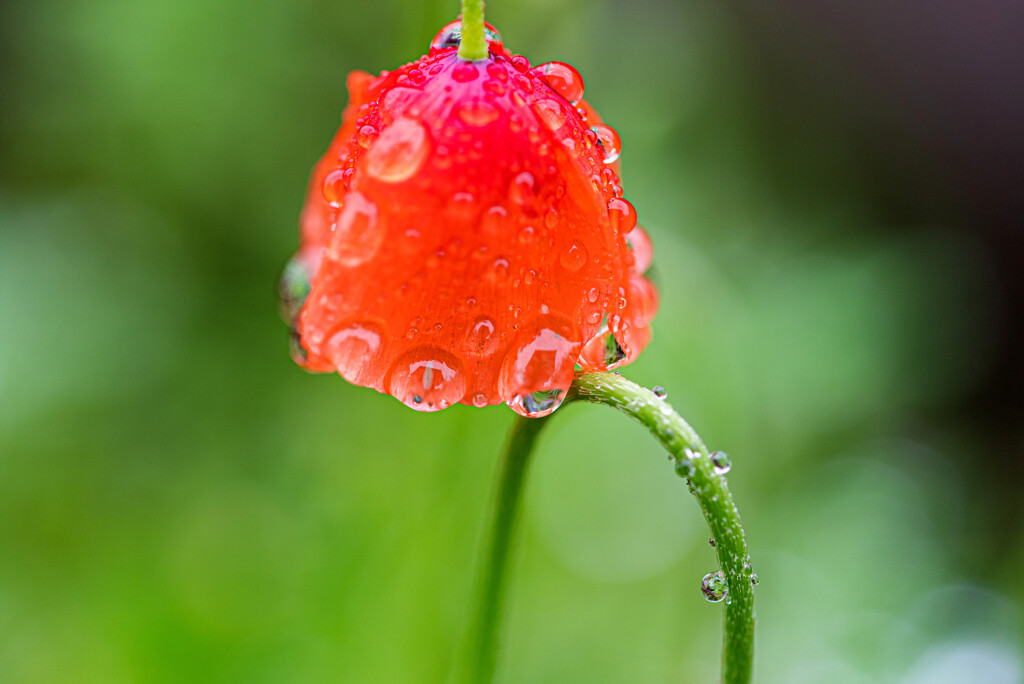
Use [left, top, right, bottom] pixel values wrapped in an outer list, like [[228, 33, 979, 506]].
[[281, 21, 658, 416]]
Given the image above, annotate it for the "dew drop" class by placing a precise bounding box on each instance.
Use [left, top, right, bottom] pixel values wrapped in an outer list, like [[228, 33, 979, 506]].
[[321, 169, 347, 207], [674, 456, 694, 479], [452, 62, 479, 83], [708, 536, 716, 548], [652, 385, 668, 399], [330, 191, 383, 265], [511, 55, 531, 73], [534, 61, 584, 104], [470, 315, 497, 352], [587, 287, 601, 304], [751, 573, 760, 586], [457, 100, 501, 126], [559, 240, 588, 272], [364, 118, 430, 183], [608, 197, 637, 234], [472, 392, 489, 408], [277, 252, 314, 324], [710, 451, 732, 475], [430, 20, 503, 52], [481, 205, 508, 234], [387, 347, 467, 411], [532, 98, 567, 131], [499, 316, 579, 401], [701, 571, 727, 603], [591, 124, 622, 164], [509, 172, 536, 207], [324, 320, 386, 384], [580, 325, 627, 369], [357, 125, 378, 148], [509, 389, 566, 418]]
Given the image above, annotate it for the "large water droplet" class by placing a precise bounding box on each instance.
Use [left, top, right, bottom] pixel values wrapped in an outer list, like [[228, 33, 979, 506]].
[[457, 100, 501, 126], [330, 191, 383, 266], [500, 316, 579, 401], [532, 98, 567, 131], [364, 118, 430, 183], [701, 571, 727, 603], [608, 197, 637, 234], [452, 62, 479, 83], [591, 124, 622, 164], [509, 388, 566, 418], [430, 20, 503, 52], [533, 61, 584, 104], [387, 347, 467, 411], [579, 322, 627, 370], [278, 252, 314, 324], [559, 240, 588, 272], [710, 451, 732, 475], [652, 385, 668, 399], [324, 320, 386, 384]]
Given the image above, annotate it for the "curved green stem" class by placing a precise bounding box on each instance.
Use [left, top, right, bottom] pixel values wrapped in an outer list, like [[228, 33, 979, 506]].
[[460, 372, 755, 683], [457, 0, 489, 61], [570, 372, 755, 684], [456, 414, 549, 684]]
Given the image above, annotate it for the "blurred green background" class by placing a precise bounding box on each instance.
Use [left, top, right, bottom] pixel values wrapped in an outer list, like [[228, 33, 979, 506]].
[[1, 0, 1022, 681]]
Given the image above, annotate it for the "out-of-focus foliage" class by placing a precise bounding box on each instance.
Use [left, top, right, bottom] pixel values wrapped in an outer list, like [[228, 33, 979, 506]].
[[0, 0, 1019, 682]]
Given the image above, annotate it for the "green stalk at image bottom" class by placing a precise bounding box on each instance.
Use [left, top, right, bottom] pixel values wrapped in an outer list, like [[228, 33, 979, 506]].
[[456, 371, 756, 684]]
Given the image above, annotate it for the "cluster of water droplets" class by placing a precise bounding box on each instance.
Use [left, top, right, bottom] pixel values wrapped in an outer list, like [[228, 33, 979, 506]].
[[283, 20, 661, 414]]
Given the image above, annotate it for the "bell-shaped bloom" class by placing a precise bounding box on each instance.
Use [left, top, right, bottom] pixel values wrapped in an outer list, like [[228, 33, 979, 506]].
[[280, 21, 657, 416]]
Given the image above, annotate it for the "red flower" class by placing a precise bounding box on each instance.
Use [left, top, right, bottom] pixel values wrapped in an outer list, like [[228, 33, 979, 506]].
[[280, 21, 657, 416]]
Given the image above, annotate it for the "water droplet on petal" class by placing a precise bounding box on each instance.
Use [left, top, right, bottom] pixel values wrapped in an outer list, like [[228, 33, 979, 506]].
[[532, 98, 567, 130], [457, 100, 501, 126], [278, 252, 315, 323], [357, 125, 378, 148], [470, 315, 497, 353], [431, 20, 463, 51], [321, 169, 347, 207], [324, 320, 386, 384], [701, 571, 727, 603], [710, 451, 732, 475], [652, 385, 668, 399], [579, 325, 627, 369], [509, 388, 566, 418], [364, 118, 430, 183], [559, 240, 588, 271], [509, 171, 536, 207], [452, 61, 479, 83], [500, 316, 580, 401], [330, 191, 383, 265], [387, 347, 467, 411], [591, 124, 622, 164], [534, 61, 584, 104], [511, 55, 531, 73], [608, 197, 637, 234]]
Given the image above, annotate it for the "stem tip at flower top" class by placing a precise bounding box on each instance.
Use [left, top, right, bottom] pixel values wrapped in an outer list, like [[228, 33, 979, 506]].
[[281, 21, 658, 416]]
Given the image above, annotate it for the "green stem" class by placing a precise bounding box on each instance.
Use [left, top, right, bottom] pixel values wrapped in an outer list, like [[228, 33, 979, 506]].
[[570, 372, 755, 684], [457, 0, 489, 61], [460, 372, 755, 683], [456, 413, 549, 684]]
